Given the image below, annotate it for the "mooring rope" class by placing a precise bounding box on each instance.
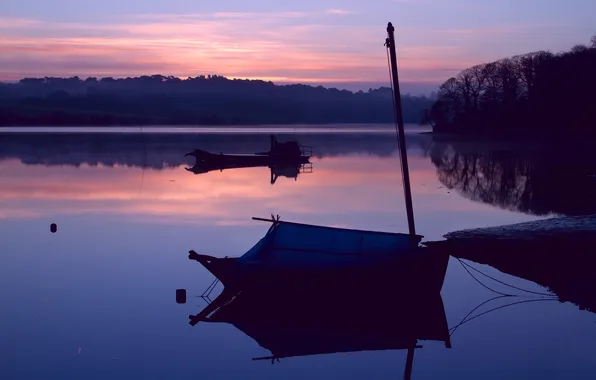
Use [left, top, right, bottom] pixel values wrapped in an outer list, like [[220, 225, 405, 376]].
[[448, 294, 510, 336], [456, 258, 513, 297], [449, 257, 558, 337], [449, 298, 558, 337], [458, 258, 555, 297]]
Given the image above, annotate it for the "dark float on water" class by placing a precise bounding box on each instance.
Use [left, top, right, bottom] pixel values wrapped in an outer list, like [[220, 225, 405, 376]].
[[175, 289, 186, 304]]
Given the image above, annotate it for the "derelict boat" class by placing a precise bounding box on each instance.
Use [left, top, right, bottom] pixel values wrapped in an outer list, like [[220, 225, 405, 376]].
[[186, 22, 449, 330], [185, 135, 312, 170]]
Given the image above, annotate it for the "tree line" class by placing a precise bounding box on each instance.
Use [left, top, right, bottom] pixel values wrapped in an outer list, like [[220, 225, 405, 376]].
[[0, 75, 434, 126], [427, 35, 596, 138]]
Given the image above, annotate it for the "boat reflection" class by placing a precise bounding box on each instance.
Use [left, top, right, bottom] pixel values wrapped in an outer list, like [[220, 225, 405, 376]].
[[186, 160, 313, 184], [430, 139, 596, 216], [188, 263, 450, 378]]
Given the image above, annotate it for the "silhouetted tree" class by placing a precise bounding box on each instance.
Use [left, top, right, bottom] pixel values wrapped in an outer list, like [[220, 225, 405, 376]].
[[427, 36, 596, 138]]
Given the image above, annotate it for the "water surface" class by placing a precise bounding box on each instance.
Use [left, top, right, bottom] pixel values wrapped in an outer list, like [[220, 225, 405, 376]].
[[1, 127, 595, 379]]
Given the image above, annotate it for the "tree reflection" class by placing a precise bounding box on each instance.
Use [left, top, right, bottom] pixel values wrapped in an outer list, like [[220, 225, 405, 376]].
[[430, 139, 596, 216]]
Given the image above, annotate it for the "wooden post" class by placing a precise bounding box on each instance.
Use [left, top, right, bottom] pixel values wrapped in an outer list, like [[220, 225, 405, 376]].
[[386, 22, 416, 236]]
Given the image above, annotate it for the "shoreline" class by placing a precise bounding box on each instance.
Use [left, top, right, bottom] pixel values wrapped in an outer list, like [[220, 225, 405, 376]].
[[0, 124, 433, 134]]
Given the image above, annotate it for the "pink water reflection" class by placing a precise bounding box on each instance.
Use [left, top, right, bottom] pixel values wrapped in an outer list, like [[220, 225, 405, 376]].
[[0, 154, 541, 240]]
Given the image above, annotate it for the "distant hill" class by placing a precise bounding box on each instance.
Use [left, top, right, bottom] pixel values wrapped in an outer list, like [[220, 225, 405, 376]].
[[0, 75, 435, 126]]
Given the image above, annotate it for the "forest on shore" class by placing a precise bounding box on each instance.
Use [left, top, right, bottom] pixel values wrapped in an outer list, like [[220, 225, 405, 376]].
[[4, 34, 593, 130], [427, 35, 596, 138], [0, 75, 434, 126]]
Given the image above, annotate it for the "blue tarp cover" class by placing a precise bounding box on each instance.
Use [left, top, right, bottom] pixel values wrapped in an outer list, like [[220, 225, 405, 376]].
[[236, 222, 422, 268]]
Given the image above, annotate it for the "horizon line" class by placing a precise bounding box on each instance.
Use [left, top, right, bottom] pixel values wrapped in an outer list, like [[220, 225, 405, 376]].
[[0, 74, 440, 94]]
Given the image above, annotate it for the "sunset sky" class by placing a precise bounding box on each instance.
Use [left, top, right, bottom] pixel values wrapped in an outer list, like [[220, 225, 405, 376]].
[[1, 0, 594, 92]]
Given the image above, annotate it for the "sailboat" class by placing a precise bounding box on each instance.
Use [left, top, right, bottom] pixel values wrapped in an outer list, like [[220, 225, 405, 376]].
[[189, 216, 449, 295], [186, 22, 443, 290], [181, 22, 451, 380]]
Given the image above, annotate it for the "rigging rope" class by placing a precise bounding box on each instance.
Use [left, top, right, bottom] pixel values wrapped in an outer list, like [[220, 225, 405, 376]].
[[449, 298, 558, 337], [449, 257, 558, 338], [459, 258, 555, 297], [449, 295, 510, 336], [456, 257, 513, 297]]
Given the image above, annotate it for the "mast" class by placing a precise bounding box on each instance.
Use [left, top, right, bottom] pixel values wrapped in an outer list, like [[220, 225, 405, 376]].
[[386, 22, 416, 236]]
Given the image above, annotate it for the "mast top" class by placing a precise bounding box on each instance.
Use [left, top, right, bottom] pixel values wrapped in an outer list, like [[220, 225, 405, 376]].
[[387, 22, 395, 33]]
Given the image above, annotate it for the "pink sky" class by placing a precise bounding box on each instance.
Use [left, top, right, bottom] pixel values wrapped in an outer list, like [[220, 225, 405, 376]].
[[0, 1, 594, 90]]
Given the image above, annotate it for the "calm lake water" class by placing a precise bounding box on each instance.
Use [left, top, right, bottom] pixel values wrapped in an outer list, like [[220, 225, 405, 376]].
[[1, 126, 595, 379]]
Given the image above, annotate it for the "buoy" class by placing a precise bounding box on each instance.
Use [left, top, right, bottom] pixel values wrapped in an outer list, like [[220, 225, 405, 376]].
[[176, 289, 187, 304], [50, 223, 57, 233]]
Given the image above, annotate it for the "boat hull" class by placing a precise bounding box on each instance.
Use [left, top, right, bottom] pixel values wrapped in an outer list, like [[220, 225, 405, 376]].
[[190, 248, 449, 296], [187, 149, 310, 167], [190, 218, 447, 295]]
